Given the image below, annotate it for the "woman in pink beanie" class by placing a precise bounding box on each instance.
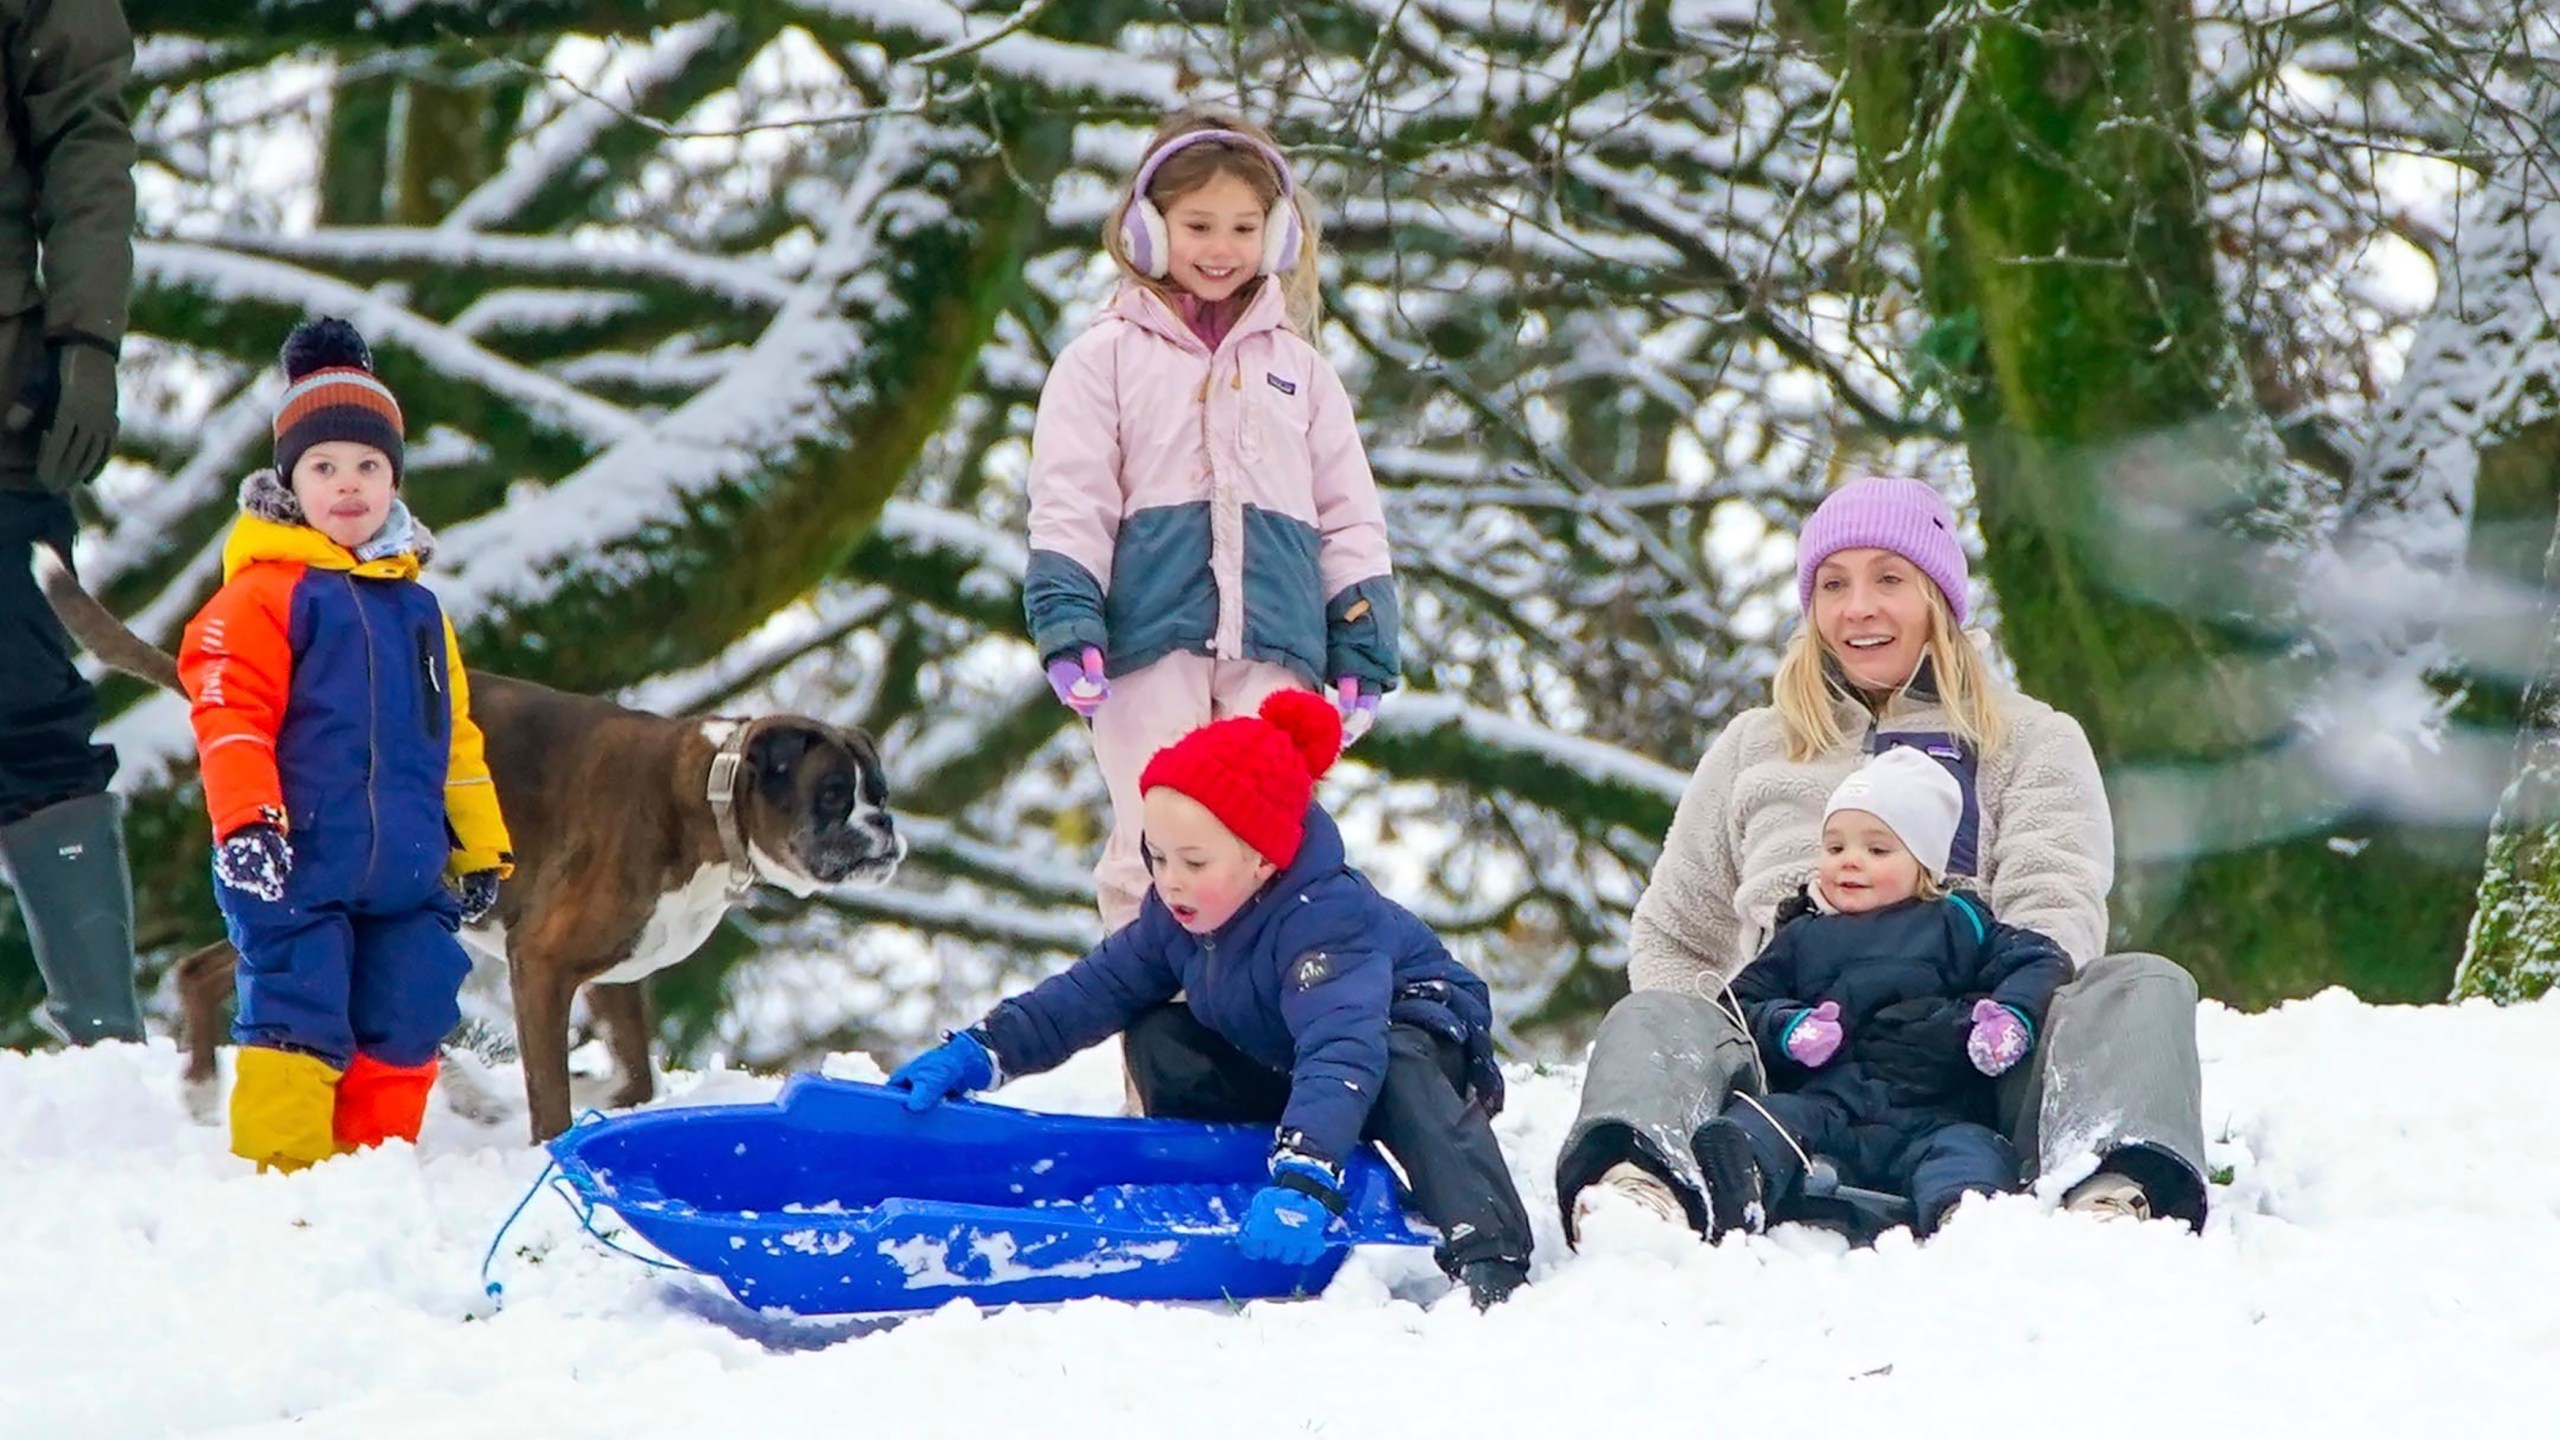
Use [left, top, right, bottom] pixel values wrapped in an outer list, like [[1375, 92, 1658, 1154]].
[[1556, 475, 2209, 1241]]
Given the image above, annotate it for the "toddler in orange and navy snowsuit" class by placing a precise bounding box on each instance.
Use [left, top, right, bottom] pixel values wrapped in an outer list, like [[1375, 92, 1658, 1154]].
[[179, 317, 512, 1172]]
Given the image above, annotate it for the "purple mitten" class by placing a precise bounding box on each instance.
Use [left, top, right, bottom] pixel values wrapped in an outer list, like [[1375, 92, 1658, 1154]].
[[1784, 1000, 1843, 1067], [1333, 677, 1380, 745], [1967, 999, 2030, 1076], [1045, 646, 1109, 718]]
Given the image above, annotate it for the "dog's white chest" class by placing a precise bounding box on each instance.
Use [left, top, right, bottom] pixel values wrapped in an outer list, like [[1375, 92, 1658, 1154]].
[[593, 861, 739, 986]]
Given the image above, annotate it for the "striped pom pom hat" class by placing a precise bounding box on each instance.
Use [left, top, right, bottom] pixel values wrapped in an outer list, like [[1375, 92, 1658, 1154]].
[[273, 317, 404, 483]]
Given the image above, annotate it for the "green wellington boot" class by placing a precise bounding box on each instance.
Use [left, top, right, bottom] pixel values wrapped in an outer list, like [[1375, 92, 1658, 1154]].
[[0, 791, 145, 1044]]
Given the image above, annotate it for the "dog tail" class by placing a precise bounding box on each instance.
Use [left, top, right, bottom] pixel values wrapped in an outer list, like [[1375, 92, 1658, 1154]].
[[32, 546, 184, 695]]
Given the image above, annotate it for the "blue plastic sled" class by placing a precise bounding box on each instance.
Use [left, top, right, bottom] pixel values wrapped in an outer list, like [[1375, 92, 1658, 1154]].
[[546, 1074, 1434, 1316]]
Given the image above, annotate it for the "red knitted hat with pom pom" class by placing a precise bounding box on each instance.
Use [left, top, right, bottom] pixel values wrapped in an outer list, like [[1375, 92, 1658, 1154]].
[[1140, 689, 1342, 868]]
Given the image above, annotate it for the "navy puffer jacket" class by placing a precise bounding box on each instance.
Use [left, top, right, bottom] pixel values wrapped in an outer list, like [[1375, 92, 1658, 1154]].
[[974, 804, 1495, 1164]]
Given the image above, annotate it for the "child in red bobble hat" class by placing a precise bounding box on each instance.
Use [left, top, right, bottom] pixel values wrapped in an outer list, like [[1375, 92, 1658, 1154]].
[[891, 690, 1533, 1307]]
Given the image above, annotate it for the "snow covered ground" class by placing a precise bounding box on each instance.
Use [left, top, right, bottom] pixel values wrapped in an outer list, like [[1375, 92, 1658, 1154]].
[[5, 990, 2557, 1439]]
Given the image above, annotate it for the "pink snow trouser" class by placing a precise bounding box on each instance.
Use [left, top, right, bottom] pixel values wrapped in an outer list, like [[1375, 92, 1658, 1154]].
[[1087, 652, 1310, 928]]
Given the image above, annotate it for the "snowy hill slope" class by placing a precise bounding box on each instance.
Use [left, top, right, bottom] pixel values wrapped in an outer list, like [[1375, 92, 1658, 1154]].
[[4, 991, 2557, 1438]]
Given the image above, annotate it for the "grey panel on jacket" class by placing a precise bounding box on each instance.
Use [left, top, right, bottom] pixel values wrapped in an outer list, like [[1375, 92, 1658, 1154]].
[[1325, 576, 1401, 689], [1240, 503, 1325, 682], [1023, 549, 1108, 665], [1103, 502, 1219, 677], [1024, 499, 1401, 687]]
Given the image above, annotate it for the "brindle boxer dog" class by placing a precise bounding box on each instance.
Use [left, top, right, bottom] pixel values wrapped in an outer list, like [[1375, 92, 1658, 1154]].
[[38, 551, 904, 1143]]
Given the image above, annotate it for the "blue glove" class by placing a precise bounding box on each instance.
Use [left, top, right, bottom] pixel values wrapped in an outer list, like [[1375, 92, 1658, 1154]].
[[214, 822, 293, 902], [886, 1030, 996, 1111], [1237, 1152, 1344, 1264]]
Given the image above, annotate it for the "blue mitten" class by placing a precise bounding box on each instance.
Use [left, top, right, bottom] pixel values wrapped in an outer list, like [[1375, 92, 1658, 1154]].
[[1237, 1151, 1344, 1265], [886, 1030, 996, 1111], [214, 822, 293, 902]]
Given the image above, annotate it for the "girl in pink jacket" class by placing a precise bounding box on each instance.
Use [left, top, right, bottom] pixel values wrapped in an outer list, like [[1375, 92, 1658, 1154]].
[[1024, 109, 1400, 927]]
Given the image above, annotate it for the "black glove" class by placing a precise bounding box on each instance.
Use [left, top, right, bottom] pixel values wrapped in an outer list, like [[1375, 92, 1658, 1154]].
[[1853, 996, 1978, 1095], [453, 869, 502, 924], [7, 340, 119, 492]]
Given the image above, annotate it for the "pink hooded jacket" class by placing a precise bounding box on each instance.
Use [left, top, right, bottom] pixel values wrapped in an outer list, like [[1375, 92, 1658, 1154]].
[[1022, 281, 1400, 690]]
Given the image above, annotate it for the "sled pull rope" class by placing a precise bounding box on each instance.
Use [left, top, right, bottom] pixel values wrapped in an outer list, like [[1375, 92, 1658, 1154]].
[[1714, 978, 1771, 1094], [1729, 1090, 1816, 1174], [478, 1153, 559, 1307], [479, 1110, 684, 1309], [552, 1172, 689, 1274], [1706, 974, 1815, 1172]]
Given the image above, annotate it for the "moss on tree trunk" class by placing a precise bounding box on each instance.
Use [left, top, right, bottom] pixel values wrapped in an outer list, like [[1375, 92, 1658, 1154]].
[[2455, 414, 2560, 1001]]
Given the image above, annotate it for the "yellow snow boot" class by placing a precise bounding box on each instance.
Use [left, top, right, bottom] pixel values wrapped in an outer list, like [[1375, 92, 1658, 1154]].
[[231, 1045, 345, 1172]]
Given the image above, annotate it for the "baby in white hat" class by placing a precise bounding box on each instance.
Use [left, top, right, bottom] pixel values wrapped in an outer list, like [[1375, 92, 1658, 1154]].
[[1675, 745, 2075, 1242], [1816, 744, 1964, 913]]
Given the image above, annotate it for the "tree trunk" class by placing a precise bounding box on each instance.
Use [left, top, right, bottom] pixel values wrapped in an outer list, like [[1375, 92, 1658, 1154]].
[[391, 74, 507, 227], [2461, 447, 2560, 1001], [434, 117, 1056, 690], [2421, 125, 2560, 1001], [319, 73, 394, 226], [14, 104, 1076, 1049], [1827, 0, 2482, 1004]]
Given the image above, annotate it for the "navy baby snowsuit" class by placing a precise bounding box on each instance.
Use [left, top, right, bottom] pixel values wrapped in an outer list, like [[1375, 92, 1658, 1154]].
[[1722, 889, 2071, 1232]]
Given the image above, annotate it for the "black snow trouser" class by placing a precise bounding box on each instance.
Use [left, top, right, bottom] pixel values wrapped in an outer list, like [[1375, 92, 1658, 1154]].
[[1123, 1001, 1533, 1275], [0, 491, 115, 825]]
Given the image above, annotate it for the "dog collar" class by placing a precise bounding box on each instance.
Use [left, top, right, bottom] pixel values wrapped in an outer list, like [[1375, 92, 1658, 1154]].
[[705, 725, 759, 898]]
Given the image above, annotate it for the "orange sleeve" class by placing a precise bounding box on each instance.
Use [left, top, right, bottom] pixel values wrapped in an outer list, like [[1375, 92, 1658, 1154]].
[[178, 565, 298, 841]]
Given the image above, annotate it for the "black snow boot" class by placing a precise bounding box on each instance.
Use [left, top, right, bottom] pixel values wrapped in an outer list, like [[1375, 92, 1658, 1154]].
[[1457, 1258, 1528, 1310], [1689, 1116, 1768, 1241], [0, 792, 144, 1044]]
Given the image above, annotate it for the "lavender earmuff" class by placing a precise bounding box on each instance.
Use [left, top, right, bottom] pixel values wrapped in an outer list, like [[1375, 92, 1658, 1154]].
[[1118, 128, 1304, 280]]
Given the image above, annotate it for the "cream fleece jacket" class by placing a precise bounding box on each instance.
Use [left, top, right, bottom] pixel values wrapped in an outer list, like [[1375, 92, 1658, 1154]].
[[1627, 684, 2113, 995]]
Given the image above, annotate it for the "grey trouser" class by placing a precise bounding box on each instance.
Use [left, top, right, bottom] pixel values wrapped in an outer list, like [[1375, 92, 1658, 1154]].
[[1556, 952, 2208, 1237]]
